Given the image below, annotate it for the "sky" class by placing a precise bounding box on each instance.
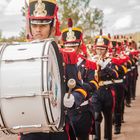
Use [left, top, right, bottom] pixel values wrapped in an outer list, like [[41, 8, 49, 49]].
[[0, 0, 140, 38], [92, 0, 140, 35]]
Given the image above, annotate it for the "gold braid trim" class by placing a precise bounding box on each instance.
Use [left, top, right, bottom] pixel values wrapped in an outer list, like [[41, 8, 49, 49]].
[[75, 88, 87, 98], [122, 65, 128, 74], [113, 70, 119, 78], [90, 80, 99, 90]]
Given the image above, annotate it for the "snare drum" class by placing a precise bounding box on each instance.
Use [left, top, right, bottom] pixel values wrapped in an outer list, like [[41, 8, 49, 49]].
[[0, 39, 65, 134]]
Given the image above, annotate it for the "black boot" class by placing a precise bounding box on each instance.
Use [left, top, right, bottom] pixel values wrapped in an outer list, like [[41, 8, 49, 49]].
[[78, 135, 89, 140], [121, 115, 125, 123], [114, 126, 121, 134], [94, 112, 102, 140], [94, 122, 101, 140], [126, 103, 131, 107]]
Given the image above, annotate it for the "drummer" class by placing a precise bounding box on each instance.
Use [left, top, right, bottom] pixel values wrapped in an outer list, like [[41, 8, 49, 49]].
[[22, 1, 89, 140], [20, 0, 68, 140], [26, 0, 61, 41]]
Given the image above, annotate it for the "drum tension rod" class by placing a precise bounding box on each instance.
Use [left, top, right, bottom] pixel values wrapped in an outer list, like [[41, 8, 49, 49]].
[[42, 91, 53, 98], [12, 124, 42, 130], [41, 55, 49, 62], [48, 119, 59, 127]]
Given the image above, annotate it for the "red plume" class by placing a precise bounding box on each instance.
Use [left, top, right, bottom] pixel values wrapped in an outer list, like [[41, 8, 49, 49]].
[[108, 33, 111, 39], [100, 29, 103, 35], [117, 35, 119, 39], [68, 18, 73, 28], [55, 6, 61, 36]]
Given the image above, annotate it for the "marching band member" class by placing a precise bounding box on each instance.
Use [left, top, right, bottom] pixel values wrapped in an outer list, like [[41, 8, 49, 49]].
[[61, 18, 98, 140], [91, 30, 118, 140], [110, 35, 128, 134], [123, 37, 134, 108], [21, 0, 68, 140], [127, 37, 139, 100], [116, 35, 132, 108]]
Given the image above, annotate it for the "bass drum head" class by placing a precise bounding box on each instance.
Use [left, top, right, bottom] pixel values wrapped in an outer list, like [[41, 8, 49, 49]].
[[0, 41, 53, 134], [42, 41, 66, 132]]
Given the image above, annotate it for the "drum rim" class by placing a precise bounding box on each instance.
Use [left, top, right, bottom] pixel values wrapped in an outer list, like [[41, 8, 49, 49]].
[[51, 41, 66, 130], [42, 40, 66, 132]]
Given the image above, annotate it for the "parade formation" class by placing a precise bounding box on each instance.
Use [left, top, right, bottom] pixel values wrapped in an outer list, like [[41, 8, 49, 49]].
[[0, 0, 139, 140]]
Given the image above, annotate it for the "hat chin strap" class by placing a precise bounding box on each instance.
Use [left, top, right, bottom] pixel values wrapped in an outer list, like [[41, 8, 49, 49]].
[[26, 19, 33, 41], [48, 27, 53, 38], [28, 19, 33, 39]]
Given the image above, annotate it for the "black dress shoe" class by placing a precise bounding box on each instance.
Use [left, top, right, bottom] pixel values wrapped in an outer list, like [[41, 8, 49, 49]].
[[114, 127, 121, 134], [126, 103, 131, 107]]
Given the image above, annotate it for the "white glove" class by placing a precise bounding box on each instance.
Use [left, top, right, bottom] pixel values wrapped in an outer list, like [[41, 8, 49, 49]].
[[97, 59, 104, 68], [97, 58, 111, 69], [103, 58, 111, 67], [125, 51, 130, 55], [63, 93, 75, 108]]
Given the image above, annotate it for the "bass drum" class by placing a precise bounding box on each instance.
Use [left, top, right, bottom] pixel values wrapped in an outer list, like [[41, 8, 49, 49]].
[[0, 39, 66, 134]]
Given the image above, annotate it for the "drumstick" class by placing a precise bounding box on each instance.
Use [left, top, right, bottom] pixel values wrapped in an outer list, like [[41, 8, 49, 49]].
[[67, 79, 76, 98]]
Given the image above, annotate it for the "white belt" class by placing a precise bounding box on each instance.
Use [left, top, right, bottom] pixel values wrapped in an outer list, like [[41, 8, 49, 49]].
[[99, 81, 113, 86], [114, 79, 123, 83], [131, 66, 135, 69], [80, 100, 89, 106], [127, 69, 131, 72]]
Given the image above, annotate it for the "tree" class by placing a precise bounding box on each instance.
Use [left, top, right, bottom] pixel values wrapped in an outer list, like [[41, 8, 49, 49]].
[[0, 30, 3, 42], [57, 0, 104, 42], [17, 6, 26, 41], [0, 30, 2, 38]]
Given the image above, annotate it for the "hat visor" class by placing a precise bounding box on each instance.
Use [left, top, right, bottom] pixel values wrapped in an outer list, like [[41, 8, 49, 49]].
[[95, 45, 108, 49], [64, 42, 80, 47], [31, 19, 52, 25]]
